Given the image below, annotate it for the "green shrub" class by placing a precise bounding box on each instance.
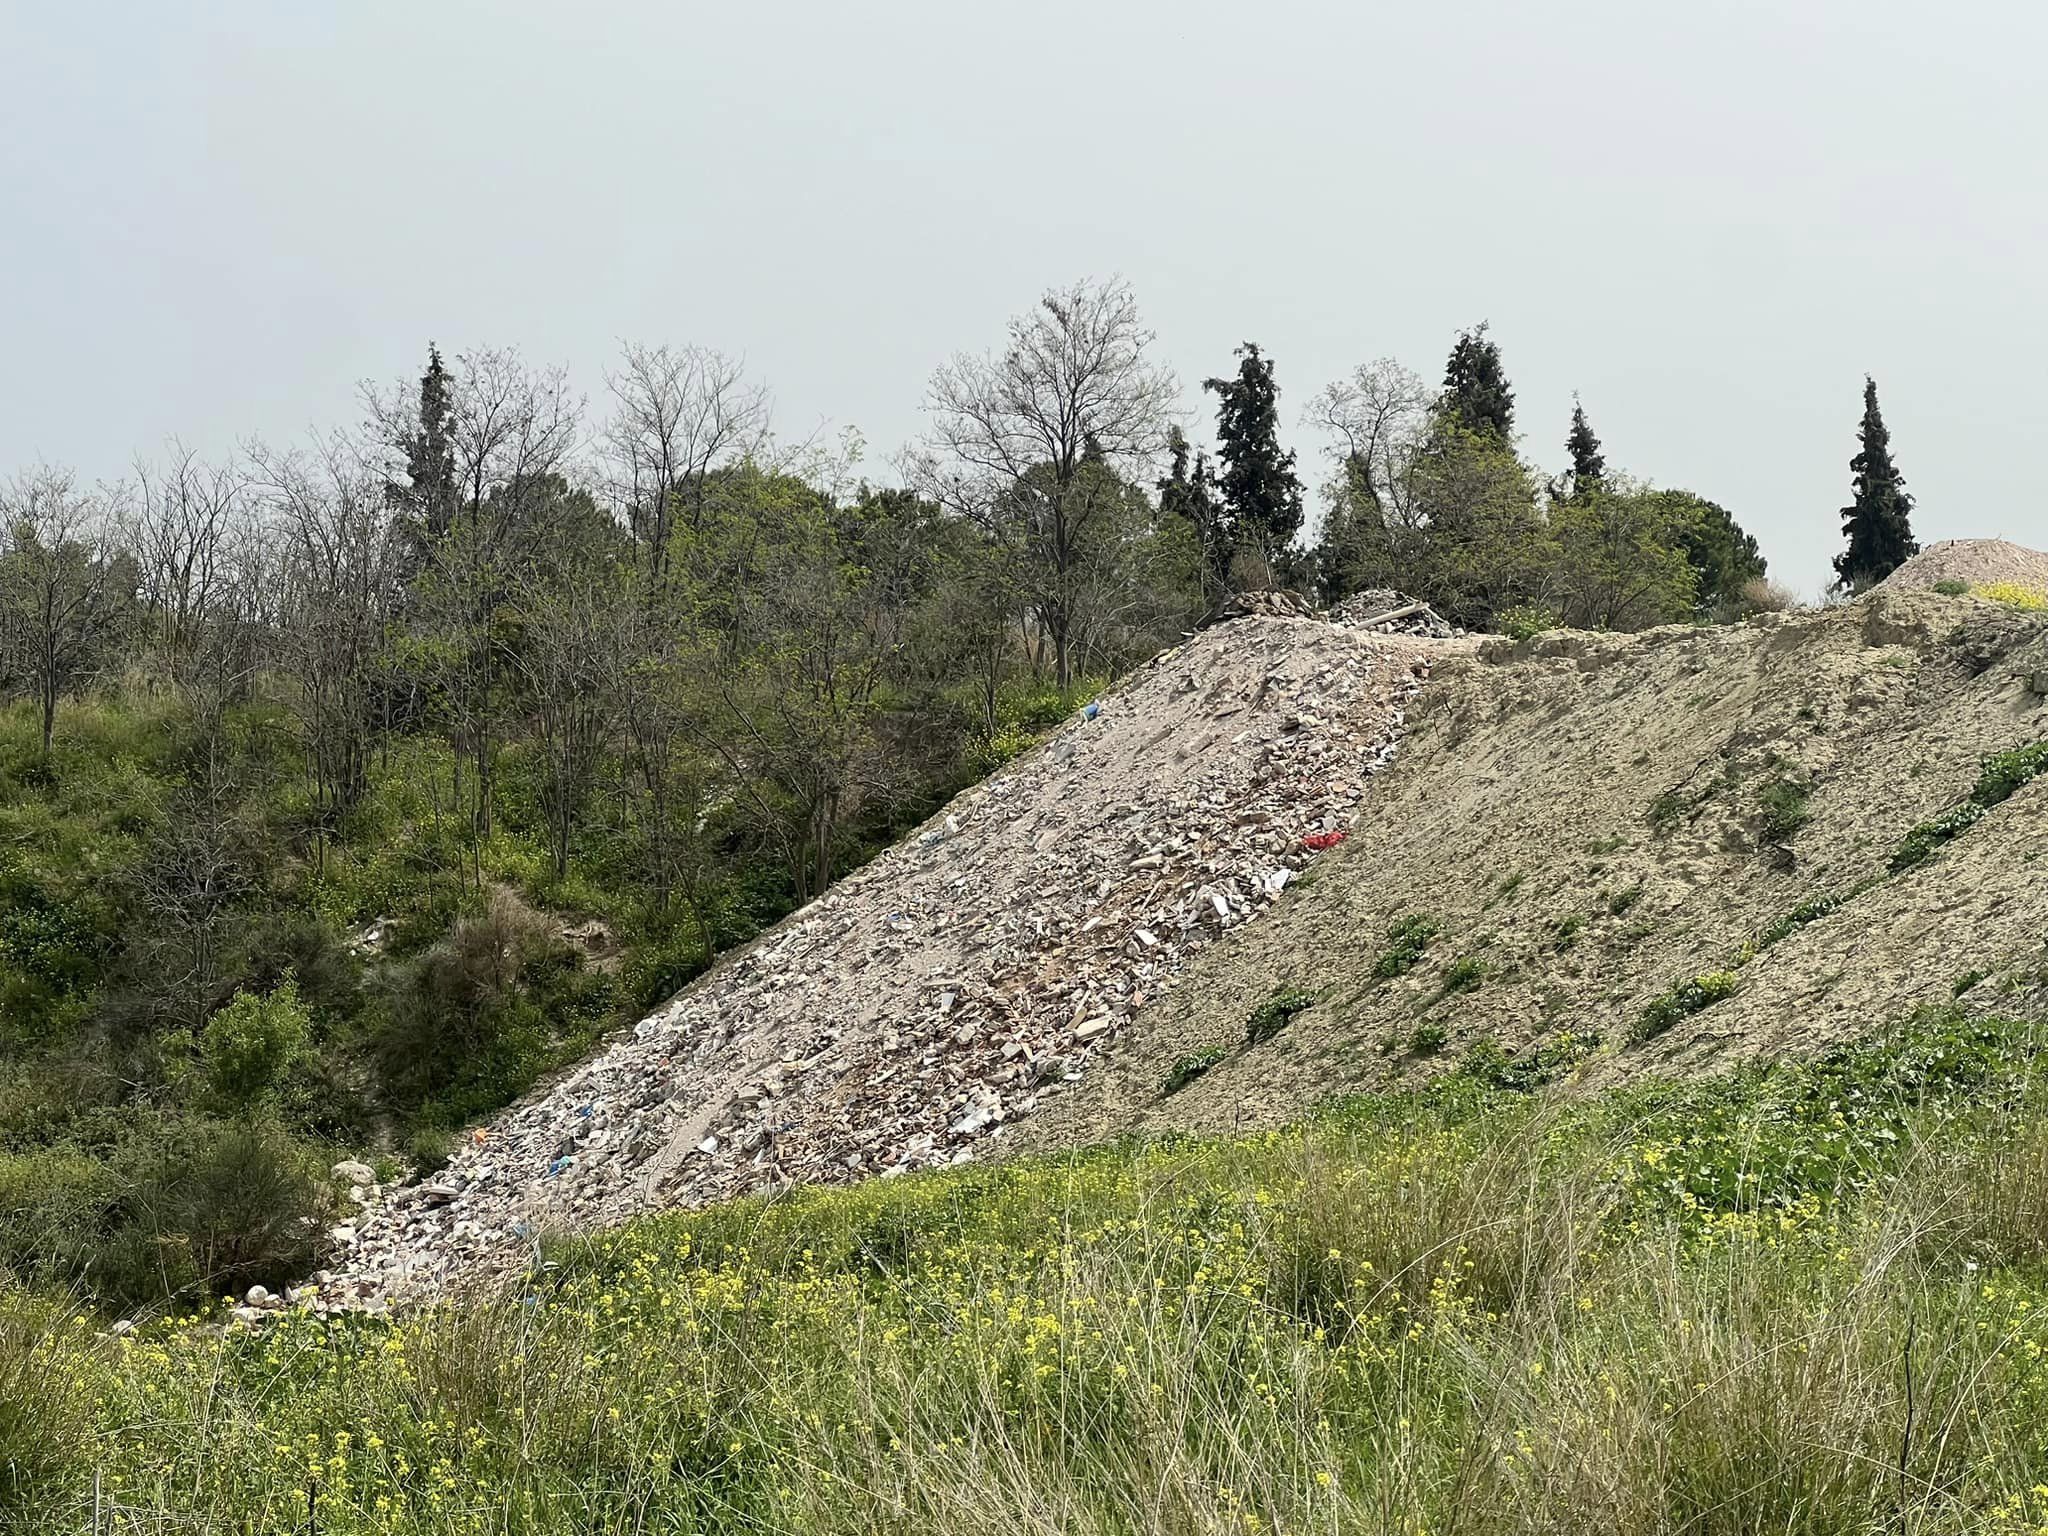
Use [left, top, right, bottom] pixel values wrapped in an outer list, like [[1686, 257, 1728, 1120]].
[[1606, 885, 1644, 917], [1932, 578, 1970, 596], [1437, 956, 1486, 996], [198, 974, 310, 1106], [1499, 603, 1560, 642], [1972, 740, 2048, 809], [1553, 913, 1585, 951], [1372, 914, 1440, 978], [1891, 741, 2048, 873], [1632, 970, 1739, 1043], [1756, 777, 1811, 841], [1408, 1022, 1448, 1055], [1245, 987, 1314, 1046], [1460, 1031, 1598, 1091], [1890, 800, 1986, 873], [1755, 883, 1876, 950], [1162, 1046, 1228, 1095]]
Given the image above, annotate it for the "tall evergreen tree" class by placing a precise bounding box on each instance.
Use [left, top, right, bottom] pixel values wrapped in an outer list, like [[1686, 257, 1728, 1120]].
[[1203, 342, 1304, 576], [1440, 323, 1515, 441], [1547, 395, 1606, 505], [1833, 375, 1918, 592], [387, 343, 458, 545], [1565, 397, 1605, 487]]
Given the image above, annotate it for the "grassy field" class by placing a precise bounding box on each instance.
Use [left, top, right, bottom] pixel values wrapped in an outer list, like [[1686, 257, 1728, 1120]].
[[7, 1006, 2048, 1534]]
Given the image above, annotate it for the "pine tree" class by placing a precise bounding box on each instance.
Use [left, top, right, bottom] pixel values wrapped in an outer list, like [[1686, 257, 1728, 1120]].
[[1833, 375, 1918, 592], [1202, 343, 1304, 577], [1440, 323, 1515, 441]]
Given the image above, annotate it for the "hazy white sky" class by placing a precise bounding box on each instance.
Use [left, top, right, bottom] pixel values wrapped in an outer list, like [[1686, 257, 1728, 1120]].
[[3, 0, 2043, 594]]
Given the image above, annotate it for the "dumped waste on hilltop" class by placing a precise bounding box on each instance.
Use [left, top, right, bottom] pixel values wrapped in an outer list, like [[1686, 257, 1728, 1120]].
[[328, 612, 1467, 1304], [1878, 538, 2048, 594], [1020, 585, 2048, 1152]]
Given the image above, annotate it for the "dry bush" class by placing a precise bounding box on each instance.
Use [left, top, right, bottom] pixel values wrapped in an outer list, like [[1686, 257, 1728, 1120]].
[[1737, 576, 1800, 615]]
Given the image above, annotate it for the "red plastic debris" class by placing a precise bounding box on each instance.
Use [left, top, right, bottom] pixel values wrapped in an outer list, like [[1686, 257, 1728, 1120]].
[[1301, 830, 1348, 851]]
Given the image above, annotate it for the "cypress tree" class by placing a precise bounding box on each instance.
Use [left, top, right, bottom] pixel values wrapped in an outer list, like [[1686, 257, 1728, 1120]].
[[1548, 396, 1606, 505], [1440, 323, 1515, 441], [387, 343, 458, 544], [1203, 343, 1304, 572], [1833, 376, 1918, 592], [1565, 397, 1605, 488]]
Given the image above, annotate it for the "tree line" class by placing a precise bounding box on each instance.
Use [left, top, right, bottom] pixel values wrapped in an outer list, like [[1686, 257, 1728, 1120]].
[[0, 278, 1919, 1306]]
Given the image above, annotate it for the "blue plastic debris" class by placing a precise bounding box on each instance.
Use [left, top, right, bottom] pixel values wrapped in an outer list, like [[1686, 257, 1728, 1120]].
[[576, 1104, 593, 1119], [547, 1156, 573, 1178], [1083, 701, 1101, 720]]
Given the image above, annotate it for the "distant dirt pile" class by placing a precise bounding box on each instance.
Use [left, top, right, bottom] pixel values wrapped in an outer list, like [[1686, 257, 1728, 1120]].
[[1018, 587, 2048, 1151], [330, 614, 1466, 1304], [1879, 538, 2048, 593]]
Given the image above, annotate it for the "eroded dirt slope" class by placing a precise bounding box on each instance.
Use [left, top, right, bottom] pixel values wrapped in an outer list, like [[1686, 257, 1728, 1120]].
[[1017, 589, 2048, 1149]]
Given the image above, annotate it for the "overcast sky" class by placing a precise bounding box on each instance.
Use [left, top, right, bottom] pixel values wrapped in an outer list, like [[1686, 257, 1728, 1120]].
[[3, 0, 2043, 595]]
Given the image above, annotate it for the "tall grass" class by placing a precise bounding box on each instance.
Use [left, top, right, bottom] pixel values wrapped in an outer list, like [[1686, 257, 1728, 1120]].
[[10, 1010, 2048, 1533]]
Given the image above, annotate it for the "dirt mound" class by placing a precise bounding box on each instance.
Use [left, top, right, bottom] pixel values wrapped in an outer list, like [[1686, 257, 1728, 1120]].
[[1880, 539, 2048, 593], [1015, 589, 2048, 1150], [331, 618, 1465, 1303]]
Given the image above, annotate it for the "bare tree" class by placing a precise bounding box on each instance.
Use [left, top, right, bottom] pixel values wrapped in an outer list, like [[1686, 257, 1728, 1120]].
[[515, 566, 620, 880], [912, 278, 1178, 688], [0, 466, 135, 759], [249, 434, 395, 858], [131, 442, 253, 685], [1305, 359, 1435, 533], [602, 342, 770, 587]]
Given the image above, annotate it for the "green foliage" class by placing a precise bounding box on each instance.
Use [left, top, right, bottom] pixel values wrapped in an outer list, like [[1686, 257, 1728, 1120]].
[[1437, 956, 1486, 996], [1202, 342, 1305, 567], [1973, 740, 2048, 808], [1552, 913, 1585, 951], [1162, 1046, 1228, 1096], [9, 1009, 2048, 1531], [1245, 986, 1315, 1046], [1757, 776, 1811, 841], [1666, 490, 1768, 619], [1606, 884, 1643, 917], [197, 975, 310, 1106], [1891, 801, 1987, 872], [1888, 743, 2045, 875], [1834, 375, 1918, 592], [1459, 1031, 1598, 1091], [1440, 322, 1515, 439], [0, 1114, 331, 1307], [1372, 913, 1441, 978], [1549, 485, 1701, 632], [1407, 1021, 1448, 1055], [1632, 970, 1739, 1043], [1498, 602, 1558, 642], [1756, 882, 1876, 950], [1933, 578, 1971, 596]]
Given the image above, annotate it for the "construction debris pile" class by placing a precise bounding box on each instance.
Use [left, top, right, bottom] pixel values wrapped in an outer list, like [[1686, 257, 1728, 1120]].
[[1328, 588, 1461, 638], [327, 616, 1463, 1306]]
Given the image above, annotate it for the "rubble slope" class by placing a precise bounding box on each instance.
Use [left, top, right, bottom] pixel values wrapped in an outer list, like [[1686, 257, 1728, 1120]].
[[1017, 588, 2048, 1149], [335, 616, 1460, 1301]]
